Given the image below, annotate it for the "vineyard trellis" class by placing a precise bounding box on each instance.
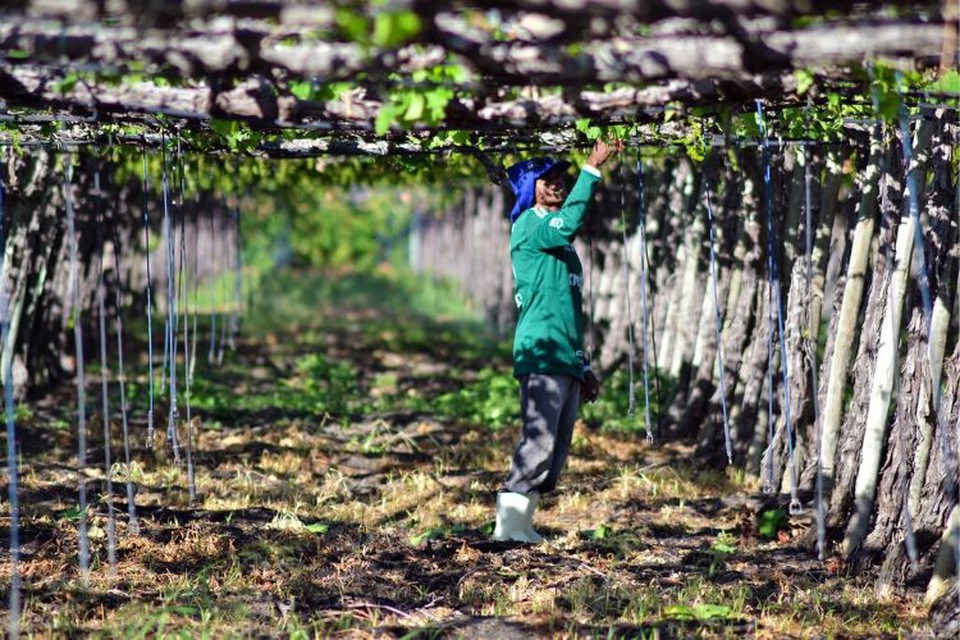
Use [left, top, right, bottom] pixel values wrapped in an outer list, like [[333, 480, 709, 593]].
[[429, 114, 958, 599], [0, 0, 959, 636]]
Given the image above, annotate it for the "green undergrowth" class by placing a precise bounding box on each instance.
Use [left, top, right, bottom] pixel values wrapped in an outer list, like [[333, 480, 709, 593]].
[[164, 266, 673, 434], [244, 266, 483, 333], [189, 351, 364, 419], [405, 366, 519, 429], [17, 267, 933, 638], [580, 367, 674, 434], [123, 266, 513, 425]]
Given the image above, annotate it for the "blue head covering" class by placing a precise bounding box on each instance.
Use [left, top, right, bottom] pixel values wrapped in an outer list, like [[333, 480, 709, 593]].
[[506, 157, 571, 223]]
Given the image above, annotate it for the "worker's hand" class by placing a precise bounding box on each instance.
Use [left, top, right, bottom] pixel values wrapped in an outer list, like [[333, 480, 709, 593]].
[[587, 138, 623, 169], [581, 370, 601, 404]]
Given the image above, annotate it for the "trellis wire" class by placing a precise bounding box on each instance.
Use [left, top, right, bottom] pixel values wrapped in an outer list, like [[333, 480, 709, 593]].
[[208, 202, 218, 365], [618, 162, 637, 418], [110, 181, 139, 536], [159, 144, 171, 395], [161, 139, 181, 463], [761, 135, 777, 493], [141, 151, 156, 447], [93, 168, 118, 571], [636, 155, 655, 444], [175, 150, 188, 399], [229, 195, 243, 352], [189, 193, 200, 390], [703, 173, 733, 465], [65, 160, 91, 582], [177, 148, 196, 501], [188, 194, 200, 498], [160, 293, 169, 393], [756, 100, 801, 513], [1, 152, 22, 638], [217, 199, 230, 366]]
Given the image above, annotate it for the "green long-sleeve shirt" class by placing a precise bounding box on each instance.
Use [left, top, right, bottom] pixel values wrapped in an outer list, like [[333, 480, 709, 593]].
[[510, 167, 600, 380]]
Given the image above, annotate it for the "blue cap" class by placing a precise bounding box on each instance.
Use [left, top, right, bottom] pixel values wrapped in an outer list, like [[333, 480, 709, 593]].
[[506, 157, 571, 223]]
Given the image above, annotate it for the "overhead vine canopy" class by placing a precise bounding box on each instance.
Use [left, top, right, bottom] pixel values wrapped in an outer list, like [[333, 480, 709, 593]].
[[0, 0, 956, 155]]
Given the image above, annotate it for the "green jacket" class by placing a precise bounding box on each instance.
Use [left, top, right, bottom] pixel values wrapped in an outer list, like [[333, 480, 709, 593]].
[[510, 168, 600, 380]]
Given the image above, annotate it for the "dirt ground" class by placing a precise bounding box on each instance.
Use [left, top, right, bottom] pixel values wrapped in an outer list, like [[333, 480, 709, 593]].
[[0, 309, 937, 638]]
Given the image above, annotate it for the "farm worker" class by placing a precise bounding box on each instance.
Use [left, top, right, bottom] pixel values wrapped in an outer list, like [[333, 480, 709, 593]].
[[493, 138, 622, 543]]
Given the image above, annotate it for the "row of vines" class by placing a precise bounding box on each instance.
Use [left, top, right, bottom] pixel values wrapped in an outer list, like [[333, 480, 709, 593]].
[[420, 107, 959, 609]]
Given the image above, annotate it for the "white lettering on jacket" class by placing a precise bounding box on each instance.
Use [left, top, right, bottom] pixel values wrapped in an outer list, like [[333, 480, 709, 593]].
[[569, 274, 582, 288]]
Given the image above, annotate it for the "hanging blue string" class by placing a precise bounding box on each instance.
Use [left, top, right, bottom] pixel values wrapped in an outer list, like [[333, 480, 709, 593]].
[[619, 162, 637, 418], [175, 142, 196, 501], [217, 197, 229, 366], [161, 136, 181, 463], [756, 100, 801, 512], [110, 166, 139, 535], [65, 159, 91, 583], [142, 150, 156, 447], [759, 103, 777, 494], [208, 201, 218, 365], [636, 155, 655, 444], [703, 175, 733, 465], [93, 168, 118, 571], [1, 150, 22, 638], [229, 195, 243, 352], [191, 191, 200, 388]]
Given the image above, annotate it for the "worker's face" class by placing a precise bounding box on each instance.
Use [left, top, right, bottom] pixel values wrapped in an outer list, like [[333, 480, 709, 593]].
[[535, 169, 569, 208]]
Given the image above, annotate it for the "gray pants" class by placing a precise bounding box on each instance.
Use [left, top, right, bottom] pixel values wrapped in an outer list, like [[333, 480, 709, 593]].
[[504, 373, 581, 494]]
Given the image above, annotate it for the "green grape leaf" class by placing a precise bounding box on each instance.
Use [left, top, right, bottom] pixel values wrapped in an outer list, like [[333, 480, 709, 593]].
[[335, 7, 371, 45], [210, 118, 235, 137], [403, 93, 426, 121], [795, 69, 815, 95], [290, 81, 312, 100], [925, 70, 960, 95], [574, 119, 603, 141], [315, 82, 352, 102], [375, 104, 401, 135], [373, 10, 422, 48], [425, 87, 453, 121]]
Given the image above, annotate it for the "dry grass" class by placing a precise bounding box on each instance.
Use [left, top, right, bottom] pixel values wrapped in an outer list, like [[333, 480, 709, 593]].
[[1, 306, 936, 639]]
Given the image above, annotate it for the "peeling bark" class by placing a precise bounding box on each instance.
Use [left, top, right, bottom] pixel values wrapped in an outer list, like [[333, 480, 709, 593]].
[[0, 14, 943, 85], [866, 309, 928, 588], [819, 140, 883, 497], [842, 119, 934, 558], [828, 142, 899, 531]]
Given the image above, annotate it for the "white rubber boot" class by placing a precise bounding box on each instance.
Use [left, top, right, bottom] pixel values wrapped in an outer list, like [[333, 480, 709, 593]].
[[521, 491, 544, 542], [492, 491, 544, 543]]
